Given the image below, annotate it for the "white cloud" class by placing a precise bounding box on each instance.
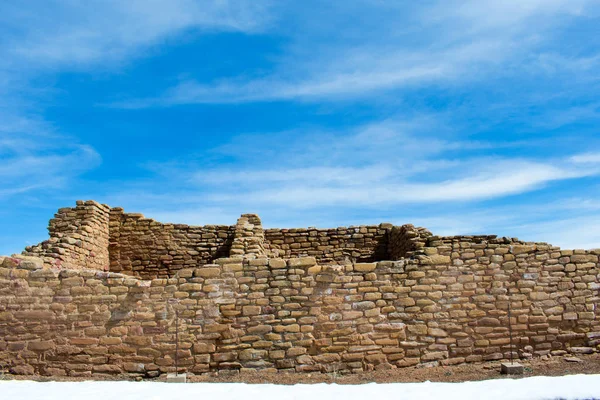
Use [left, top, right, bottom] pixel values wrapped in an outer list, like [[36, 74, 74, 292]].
[[199, 159, 594, 208], [194, 165, 392, 186], [510, 215, 600, 250], [112, 0, 600, 106], [571, 152, 600, 164], [100, 116, 600, 248], [0, 130, 101, 198], [431, 0, 592, 32], [0, 0, 273, 69], [106, 118, 600, 220], [0, 0, 274, 199]]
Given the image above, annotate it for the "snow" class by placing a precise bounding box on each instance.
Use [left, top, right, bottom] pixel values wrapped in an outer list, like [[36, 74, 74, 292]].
[[1, 374, 599, 400]]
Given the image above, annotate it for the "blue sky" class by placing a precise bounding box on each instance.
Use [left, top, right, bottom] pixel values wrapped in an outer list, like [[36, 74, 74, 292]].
[[2, 0, 600, 255]]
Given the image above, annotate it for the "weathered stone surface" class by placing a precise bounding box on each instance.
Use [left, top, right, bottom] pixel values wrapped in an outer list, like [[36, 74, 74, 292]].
[[419, 255, 451, 265], [511, 245, 536, 255], [269, 259, 287, 269], [287, 257, 317, 268], [354, 263, 377, 272], [242, 306, 261, 316], [3, 202, 599, 377], [500, 362, 524, 375], [194, 267, 221, 278]]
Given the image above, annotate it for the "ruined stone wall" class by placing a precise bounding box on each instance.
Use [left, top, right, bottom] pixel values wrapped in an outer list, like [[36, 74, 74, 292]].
[[388, 224, 432, 260], [230, 214, 266, 258], [264, 224, 391, 263], [2, 235, 599, 377], [23, 201, 110, 271], [20, 201, 442, 275], [5, 201, 599, 377], [108, 209, 234, 280]]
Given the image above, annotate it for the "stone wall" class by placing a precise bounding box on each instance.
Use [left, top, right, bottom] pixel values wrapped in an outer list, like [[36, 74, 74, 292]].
[[23, 201, 110, 271], [5, 201, 599, 377], [22, 201, 438, 276], [1, 233, 599, 377], [388, 224, 432, 260], [264, 224, 392, 263], [231, 214, 266, 258], [108, 209, 235, 280]]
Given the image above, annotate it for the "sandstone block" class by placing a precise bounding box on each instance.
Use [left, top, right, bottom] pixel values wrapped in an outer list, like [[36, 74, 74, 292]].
[[287, 347, 307, 357], [123, 362, 145, 373], [194, 342, 216, 353], [419, 255, 451, 265], [269, 259, 287, 269], [93, 364, 122, 374], [511, 245, 536, 255], [27, 340, 55, 351], [353, 301, 376, 310], [194, 268, 221, 278], [307, 265, 322, 274], [428, 328, 448, 337], [239, 349, 267, 361], [243, 306, 261, 316], [212, 352, 237, 362], [247, 325, 272, 335], [204, 324, 230, 333], [287, 257, 317, 268], [10, 365, 35, 375], [421, 351, 447, 361], [354, 263, 377, 272]]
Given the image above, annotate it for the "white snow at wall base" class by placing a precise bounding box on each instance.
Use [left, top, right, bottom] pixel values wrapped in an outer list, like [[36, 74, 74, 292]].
[[1, 374, 600, 400]]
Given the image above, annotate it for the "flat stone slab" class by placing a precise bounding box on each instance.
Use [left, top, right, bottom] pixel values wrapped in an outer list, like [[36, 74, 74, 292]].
[[166, 373, 187, 383], [501, 362, 524, 375], [564, 357, 583, 363]]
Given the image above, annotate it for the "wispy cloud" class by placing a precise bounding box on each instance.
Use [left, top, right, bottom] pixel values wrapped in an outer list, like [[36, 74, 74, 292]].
[[0, 0, 275, 199], [112, 0, 600, 107], [571, 152, 600, 164], [196, 158, 596, 208], [104, 117, 600, 221], [0, 125, 101, 198], [2, 0, 600, 255], [0, 0, 273, 69]]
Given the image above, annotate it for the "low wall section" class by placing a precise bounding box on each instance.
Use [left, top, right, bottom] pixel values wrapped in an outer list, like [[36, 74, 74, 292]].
[[2, 235, 599, 377]]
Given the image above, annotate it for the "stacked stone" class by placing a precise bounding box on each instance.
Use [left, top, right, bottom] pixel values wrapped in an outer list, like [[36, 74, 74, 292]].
[[230, 214, 266, 258], [264, 224, 391, 263], [22, 200, 110, 270], [2, 237, 598, 377], [425, 235, 520, 257], [406, 240, 600, 364], [107, 209, 235, 280], [4, 202, 600, 377], [388, 224, 432, 260]]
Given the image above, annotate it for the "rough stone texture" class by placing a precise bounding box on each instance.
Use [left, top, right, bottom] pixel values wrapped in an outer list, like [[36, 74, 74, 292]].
[[2, 200, 599, 377], [500, 362, 524, 374], [23, 200, 110, 271], [231, 214, 266, 258], [264, 224, 392, 263], [388, 224, 431, 260], [107, 208, 235, 280]]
